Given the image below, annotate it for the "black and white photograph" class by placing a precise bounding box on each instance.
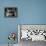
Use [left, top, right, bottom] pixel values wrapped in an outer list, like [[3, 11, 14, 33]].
[[4, 7, 17, 17]]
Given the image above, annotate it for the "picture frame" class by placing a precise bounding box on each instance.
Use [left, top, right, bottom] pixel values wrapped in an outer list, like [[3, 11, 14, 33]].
[[4, 7, 18, 17], [18, 24, 46, 42]]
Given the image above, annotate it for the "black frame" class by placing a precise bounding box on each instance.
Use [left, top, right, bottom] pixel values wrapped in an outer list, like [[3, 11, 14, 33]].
[[4, 7, 18, 17]]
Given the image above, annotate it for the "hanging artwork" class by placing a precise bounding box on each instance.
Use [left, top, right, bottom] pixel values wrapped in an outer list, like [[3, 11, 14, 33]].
[[5, 7, 17, 17], [18, 25, 46, 41]]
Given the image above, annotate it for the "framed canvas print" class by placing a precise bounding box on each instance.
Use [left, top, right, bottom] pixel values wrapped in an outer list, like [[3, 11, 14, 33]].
[[18, 24, 46, 41], [4, 7, 17, 17]]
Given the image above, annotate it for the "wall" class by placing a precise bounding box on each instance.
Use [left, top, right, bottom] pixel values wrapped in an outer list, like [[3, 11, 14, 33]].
[[0, 0, 46, 44]]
